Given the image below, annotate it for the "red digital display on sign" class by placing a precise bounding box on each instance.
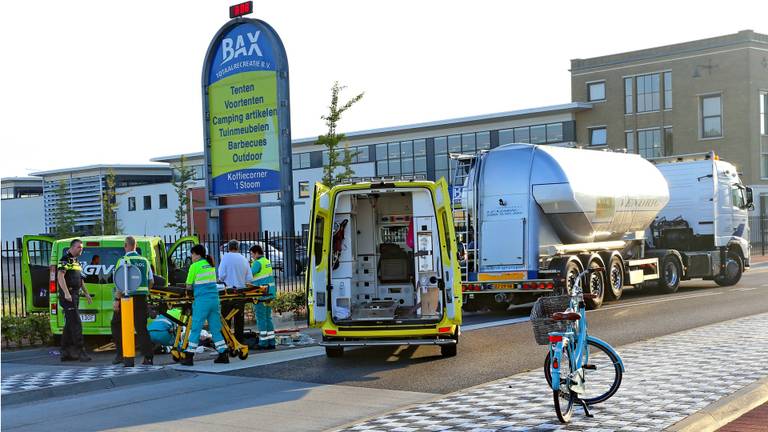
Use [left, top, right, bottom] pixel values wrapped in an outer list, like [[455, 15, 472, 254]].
[[229, 1, 253, 18]]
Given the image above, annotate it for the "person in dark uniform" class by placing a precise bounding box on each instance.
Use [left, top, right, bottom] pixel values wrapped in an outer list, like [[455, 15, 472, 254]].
[[57, 239, 92, 362]]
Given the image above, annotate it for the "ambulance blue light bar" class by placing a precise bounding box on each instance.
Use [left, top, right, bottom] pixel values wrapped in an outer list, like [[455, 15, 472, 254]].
[[230, 1, 253, 18]]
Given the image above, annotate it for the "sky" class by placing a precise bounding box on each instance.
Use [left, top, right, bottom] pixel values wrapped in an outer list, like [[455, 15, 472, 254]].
[[0, 0, 766, 177]]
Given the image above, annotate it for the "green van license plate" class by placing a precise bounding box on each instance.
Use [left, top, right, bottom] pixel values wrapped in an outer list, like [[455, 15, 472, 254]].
[[79, 313, 96, 323]]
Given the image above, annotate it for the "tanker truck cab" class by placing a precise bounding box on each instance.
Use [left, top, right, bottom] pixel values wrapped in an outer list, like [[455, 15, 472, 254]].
[[307, 179, 463, 358]]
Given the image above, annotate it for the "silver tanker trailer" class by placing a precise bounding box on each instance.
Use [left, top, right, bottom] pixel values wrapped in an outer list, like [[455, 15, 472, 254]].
[[454, 144, 752, 310]]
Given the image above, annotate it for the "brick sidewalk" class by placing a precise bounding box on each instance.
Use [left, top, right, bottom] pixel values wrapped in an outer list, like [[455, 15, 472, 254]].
[[718, 401, 768, 431], [338, 313, 768, 432]]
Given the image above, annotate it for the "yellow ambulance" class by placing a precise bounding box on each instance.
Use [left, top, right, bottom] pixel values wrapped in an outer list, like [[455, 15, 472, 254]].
[[306, 178, 462, 358]]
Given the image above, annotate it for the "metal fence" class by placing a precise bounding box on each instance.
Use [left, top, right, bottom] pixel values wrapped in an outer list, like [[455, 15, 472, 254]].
[[750, 216, 767, 257], [1, 231, 308, 318]]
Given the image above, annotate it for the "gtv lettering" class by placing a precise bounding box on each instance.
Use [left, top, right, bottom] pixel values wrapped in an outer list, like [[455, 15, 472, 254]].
[[222, 31, 262, 64], [80, 264, 115, 277]]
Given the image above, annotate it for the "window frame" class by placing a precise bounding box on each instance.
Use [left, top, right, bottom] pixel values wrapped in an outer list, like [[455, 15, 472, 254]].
[[298, 181, 310, 199], [637, 127, 663, 159], [128, 196, 136, 212], [586, 80, 606, 102], [159, 194, 168, 209], [143, 195, 152, 211], [625, 130, 635, 153], [699, 93, 723, 139]]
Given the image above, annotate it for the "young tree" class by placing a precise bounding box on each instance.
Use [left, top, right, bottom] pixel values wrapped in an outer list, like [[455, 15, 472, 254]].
[[94, 169, 122, 235], [165, 156, 196, 236], [52, 180, 78, 238], [317, 81, 364, 187]]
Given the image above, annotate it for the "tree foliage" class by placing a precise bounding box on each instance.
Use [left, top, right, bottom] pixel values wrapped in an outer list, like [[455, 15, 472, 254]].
[[165, 156, 196, 236], [317, 81, 364, 187]]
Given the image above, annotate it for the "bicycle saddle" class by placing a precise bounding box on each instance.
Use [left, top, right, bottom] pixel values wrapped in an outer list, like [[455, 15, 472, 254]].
[[552, 311, 582, 321]]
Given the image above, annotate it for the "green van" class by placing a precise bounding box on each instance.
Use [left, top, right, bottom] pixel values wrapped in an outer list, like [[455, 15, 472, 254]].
[[21, 235, 197, 336]]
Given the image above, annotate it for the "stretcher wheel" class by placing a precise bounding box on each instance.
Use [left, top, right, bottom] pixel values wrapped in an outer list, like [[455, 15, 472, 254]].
[[238, 350, 248, 360], [229, 348, 238, 357], [171, 348, 181, 362]]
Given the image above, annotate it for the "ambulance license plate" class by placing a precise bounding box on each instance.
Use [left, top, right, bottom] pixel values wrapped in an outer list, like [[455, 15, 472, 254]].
[[80, 313, 96, 323]]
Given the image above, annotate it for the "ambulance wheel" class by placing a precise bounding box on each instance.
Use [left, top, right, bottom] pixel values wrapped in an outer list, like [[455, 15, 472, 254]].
[[238, 350, 248, 360], [440, 344, 457, 358], [229, 348, 237, 357], [325, 346, 344, 358]]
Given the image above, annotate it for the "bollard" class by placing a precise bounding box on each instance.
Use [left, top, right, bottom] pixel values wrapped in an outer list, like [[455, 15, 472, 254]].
[[121, 296, 136, 367]]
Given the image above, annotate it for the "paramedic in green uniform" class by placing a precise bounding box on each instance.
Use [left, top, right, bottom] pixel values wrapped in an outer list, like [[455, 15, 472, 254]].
[[250, 245, 276, 350], [112, 236, 154, 366], [181, 244, 229, 366]]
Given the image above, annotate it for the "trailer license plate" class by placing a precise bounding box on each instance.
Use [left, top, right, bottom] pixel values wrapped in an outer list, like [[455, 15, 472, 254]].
[[80, 314, 96, 323], [478, 272, 525, 282]]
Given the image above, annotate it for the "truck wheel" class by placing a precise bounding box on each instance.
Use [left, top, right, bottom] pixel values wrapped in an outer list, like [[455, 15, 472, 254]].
[[561, 258, 583, 296], [462, 297, 481, 312], [605, 255, 624, 301], [584, 258, 605, 310], [658, 255, 681, 293], [715, 251, 743, 287], [325, 346, 344, 358]]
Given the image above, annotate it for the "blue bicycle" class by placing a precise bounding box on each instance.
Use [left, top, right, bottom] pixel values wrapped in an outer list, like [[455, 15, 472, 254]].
[[531, 267, 625, 423]]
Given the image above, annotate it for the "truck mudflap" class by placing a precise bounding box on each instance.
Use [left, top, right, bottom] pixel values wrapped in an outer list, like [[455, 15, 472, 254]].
[[320, 338, 457, 347]]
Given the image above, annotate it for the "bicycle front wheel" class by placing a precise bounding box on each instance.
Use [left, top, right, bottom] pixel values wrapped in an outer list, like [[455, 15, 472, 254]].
[[552, 345, 575, 423], [545, 338, 622, 405]]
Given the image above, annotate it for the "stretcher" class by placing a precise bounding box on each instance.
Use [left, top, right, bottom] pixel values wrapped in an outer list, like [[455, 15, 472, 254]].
[[150, 284, 270, 362]]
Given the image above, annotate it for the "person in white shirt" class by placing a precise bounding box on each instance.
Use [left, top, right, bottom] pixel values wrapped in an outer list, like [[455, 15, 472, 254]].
[[217, 240, 252, 342]]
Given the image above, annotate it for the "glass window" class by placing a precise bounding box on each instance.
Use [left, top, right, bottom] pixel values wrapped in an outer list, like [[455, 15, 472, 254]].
[[143, 195, 152, 210], [435, 155, 448, 170], [414, 156, 427, 173], [546, 123, 563, 142], [388, 142, 399, 159], [313, 216, 325, 264], [624, 77, 634, 114], [625, 131, 635, 153], [514, 127, 530, 143], [356, 146, 369, 163], [664, 72, 672, 110], [298, 181, 310, 198], [588, 81, 606, 102], [498, 129, 513, 145], [435, 170, 449, 182], [292, 154, 300, 168], [589, 127, 607, 146], [413, 139, 426, 156], [461, 133, 476, 152], [761, 92, 767, 135], [701, 95, 722, 138], [401, 158, 413, 174], [638, 129, 663, 158], [731, 186, 745, 208], [376, 144, 388, 160], [476, 131, 490, 150], [664, 127, 673, 156], [128, 197, 136, 212], [389, 159, 400, 175], [448, 135, 461, 153], [434, 136, 447, 154], [159, 194, 168, 209], [636, 73, 660, 112], [530, 125, 546, 144], [400, 140, 413, 158], [377, 160, 388, 176], [322, 150, 329, 165]]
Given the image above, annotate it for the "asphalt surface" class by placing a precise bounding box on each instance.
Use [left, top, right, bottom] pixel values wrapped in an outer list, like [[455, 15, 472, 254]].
[[226, 267, 768, 394]]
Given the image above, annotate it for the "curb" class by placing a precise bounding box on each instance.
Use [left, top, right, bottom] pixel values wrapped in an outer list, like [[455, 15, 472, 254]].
[[665, 376, 768, 431], [1, 367, 184, 407]]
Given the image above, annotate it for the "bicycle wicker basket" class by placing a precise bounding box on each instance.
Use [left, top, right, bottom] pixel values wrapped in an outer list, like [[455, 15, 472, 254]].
[[530, 295, 571, 345]]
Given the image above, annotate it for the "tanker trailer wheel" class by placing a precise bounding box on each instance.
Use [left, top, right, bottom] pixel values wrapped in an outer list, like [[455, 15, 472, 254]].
[[657, 254, 682, 294], [605, 255, 624, 301], [584, 257, 605, 309], [714, 251, 743, 287], [558, 258, 583, 296]]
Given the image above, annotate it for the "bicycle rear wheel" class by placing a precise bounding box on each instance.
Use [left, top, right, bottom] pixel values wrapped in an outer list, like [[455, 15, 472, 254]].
[[544, 339, 622, 405], [552, 345, 575, 423]]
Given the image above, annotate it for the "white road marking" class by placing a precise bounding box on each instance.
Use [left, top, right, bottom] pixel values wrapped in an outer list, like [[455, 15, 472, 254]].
[[463, 316, 531, 331], [730, 287, 758, 292]]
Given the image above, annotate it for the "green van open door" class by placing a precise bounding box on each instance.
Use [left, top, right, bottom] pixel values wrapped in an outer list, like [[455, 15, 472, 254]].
[[21, 235, 55, 314]]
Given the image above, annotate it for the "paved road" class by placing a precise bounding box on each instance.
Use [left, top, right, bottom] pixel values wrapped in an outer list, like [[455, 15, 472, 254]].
[[227, 268, 768, 394], [3, 267, 766, 431]]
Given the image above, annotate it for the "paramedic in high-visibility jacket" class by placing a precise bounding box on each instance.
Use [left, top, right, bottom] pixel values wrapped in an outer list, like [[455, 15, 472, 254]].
[[249, 244, 276, 350], [181, 244, 229, 366]]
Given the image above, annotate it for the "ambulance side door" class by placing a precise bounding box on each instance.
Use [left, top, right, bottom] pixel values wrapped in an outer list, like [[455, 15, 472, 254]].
[[167, 236, 198, 286], [307, 183, 332, 326], [434, 179, 462, 324], [21, 235, 55, 313]]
